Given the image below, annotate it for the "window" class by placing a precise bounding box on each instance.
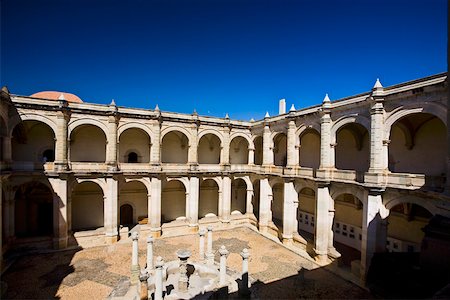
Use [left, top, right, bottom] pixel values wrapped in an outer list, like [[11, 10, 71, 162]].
[[127, 152, 138, 163]]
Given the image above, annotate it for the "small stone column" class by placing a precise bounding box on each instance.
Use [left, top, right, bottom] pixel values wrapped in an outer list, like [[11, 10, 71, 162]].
[[131, 232, 140, 285], [219, 245, 229, 286], [139, 269, 149, 300], [286, 119, 298, 167], [146, 236, 154, 272], [150, 121, 161, 165], [177, 249, 192, 293], [54, 108, 70, 171], [262, 123, 273, 165], [106, 113, 119, 171], [206, 225, 214, 265], [318, 94, 333, 178], [198, 229, 206, 261], [240, 248, 251, 296], [154, 256, 164, 300]]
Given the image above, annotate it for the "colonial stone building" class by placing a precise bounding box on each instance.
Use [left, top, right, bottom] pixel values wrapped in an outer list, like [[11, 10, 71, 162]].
[[1, 72, 448, 282]]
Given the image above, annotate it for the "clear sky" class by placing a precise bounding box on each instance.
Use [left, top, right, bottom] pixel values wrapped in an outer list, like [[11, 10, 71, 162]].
[[1, 0, 447, 120]]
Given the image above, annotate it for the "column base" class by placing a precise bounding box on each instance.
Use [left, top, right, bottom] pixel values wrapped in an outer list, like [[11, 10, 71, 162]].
[[54, 162, 68, 171], [53, 236, 68, 249], [105, 235, 118, 244], [188, 224, 199, 233], [150, 228, 162, 238], [282, 237, 294, 246]]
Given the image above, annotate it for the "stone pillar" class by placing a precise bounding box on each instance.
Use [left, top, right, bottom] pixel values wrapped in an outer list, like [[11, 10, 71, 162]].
[[206, 225, 214, 265], [318, 95, 333, 177], [219, 245, 229, 286], [131, 232, 140, 285], [262, 123, 273, 165], [198, 228, 206, 261], [2, 136, 12, 163], [151, 121, 161, 165], [221, 176, 231, 222], [360, 189, 387, 281], [54, 109, 70, 171], [106, 115, 118, 170], [221, 128, 231, 165], [154, 256, 164, 300], [259, 178, 272, 230], [314, 182, 331, 263], [248, 147, 255, 165], [218, 188, 223, 219], [188, 124, 198, 166], [150, 177, 162, 237], [189, 176, 199, 229], [368, 94, 386, 174], [246, 188, 254, 215], [240, 248, 250, 295], [282, 181, 297, 244], [105, 176, 119, 243], [146, 236, 154, 272], [286, 119, 298, 167], [49, 177, 68, 249], [177, 249, 191, 293], [67, 194, 72, 233]]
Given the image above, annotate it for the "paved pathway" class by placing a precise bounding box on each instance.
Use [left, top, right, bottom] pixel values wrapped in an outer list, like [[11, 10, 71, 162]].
[[2, 227, 372, 299]]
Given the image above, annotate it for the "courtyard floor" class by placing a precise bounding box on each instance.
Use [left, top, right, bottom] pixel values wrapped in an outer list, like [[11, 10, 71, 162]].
[[2, 226, 372, 299]]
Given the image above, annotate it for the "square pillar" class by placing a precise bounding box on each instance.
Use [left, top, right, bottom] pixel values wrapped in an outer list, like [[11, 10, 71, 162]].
[[221, 176, 231, 222], [259, 178, 272, 231], [282, 181, 297, 244], [49, 177, 68, 249], [106, 114, 118, 171], [221, 128, 230, 165], [105, 177, 119, 243], [287, 119, 298, 167], [262, 124, 273, 165], [54, 109, 70, 171], [189, 177, 199, 228], [188, 125, 198, 166], [314, 182, 331, 263], [150, 122, 161, 165], [150, 177, 162, 237]]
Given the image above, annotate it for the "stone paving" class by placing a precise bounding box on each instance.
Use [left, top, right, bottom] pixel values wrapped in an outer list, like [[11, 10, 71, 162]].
[[2, 226, 373, 299]]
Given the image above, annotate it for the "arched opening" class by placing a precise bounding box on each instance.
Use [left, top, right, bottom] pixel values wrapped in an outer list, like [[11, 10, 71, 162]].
[[297, 187, 316, 244], [119, 128, 150, 163], [333, 193, 363, 268], [199, 179, 219, 218], [387, 203, 432, 253], [127, 152, 138, 163], [161, 131, 189, 163], [388, 113, 446, 176], [120, 204, 133, 226], [161, 180, 186, 223], [229, 137, 249, 164], [252, 180, 260, 222], [0, 116, 7, 161], [14, 182, 53, 237], [70, 124, 106, 162], [335, 123, 369, 172], [273, 133, 287, 167], [231, 178, 247, 214], [72, 181, 104, 231], [12, 120, 55, 163], [299, 129, 320, 169], [272, 183, 284, 230], [198, 134, 221, 164], [120, 181, 148, 226], [254, 136, 263, 165]]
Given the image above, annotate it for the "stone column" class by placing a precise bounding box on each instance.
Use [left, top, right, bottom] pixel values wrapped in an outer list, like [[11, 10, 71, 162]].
[[219, 245, 229, 286], [131, 232, 140, 285], [360, 189, 387, 281], [259, 178, 272, 230], [188, 124, 198, 166], [318, 95, 333, 177], [150, 177, 162, 237], [246, 188, 254, 215], [49, 177, 68, 249], [240, 248, 250, 295], [188, 176, 199, 229], [221, 176, 231, 222], [314, 182, 331, 263], [222, 128, 231, 166], [154, 256, 164, 300], [106, 114, 119, 171], [67, 194, 72, 233], [54, 108, 70, 171], [206, 225, 214, 265], [177, 249, 191, 293], [150, 121, 161, 165], [147, 236, 154, 272], [198, 228, 206, 261], [286, 119, 298, 167], [368, 99, 385, 173], [262, 123, 273, 166], [105, 176, 119, 243], [248, 147, 255, 165], [282, 181, 297, 244]]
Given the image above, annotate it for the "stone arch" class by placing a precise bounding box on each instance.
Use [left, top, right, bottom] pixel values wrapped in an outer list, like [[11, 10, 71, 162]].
[[199, 179, 219, 218], [383, 195, 439, 216], [229, 136, 249, 164], [161, 130, 189, 163], [119, 127, 151, 163], [384, 103, 447, 139], [273, 132, 287, 167], [198, 133, 221, 164], [331, 114, 370, 144], [9, 113, 57, 137], [117, 122, 154, 140], [298, 127, 321, 169], [230, 132, 254, 149], [162, 178, 187, 223], [231, 178, 247, 214], [330, 185, 366, 205], [68, 118, 108, 138], [253, 136, 263, 165], [160, 126, 192, 143], [70, 122, 108, 162], [166, 177, 190, 192], [198, 129, 224, 145], [71, 180, 105, 231], [120, 180, 148, 225], [76, 178, 107, 195], [297, 186, 317, 240]]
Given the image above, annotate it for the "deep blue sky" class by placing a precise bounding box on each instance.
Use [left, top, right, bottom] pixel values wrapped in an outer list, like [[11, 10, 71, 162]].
[[1, 0, 447, 120]]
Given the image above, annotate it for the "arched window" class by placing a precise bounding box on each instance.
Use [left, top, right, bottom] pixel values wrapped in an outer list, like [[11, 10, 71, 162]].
[[42, 149, 55, 162], [127, 152, 138, 163]]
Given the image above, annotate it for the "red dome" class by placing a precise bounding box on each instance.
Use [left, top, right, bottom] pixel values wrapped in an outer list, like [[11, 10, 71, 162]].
[[30, 91, 83, 103]]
